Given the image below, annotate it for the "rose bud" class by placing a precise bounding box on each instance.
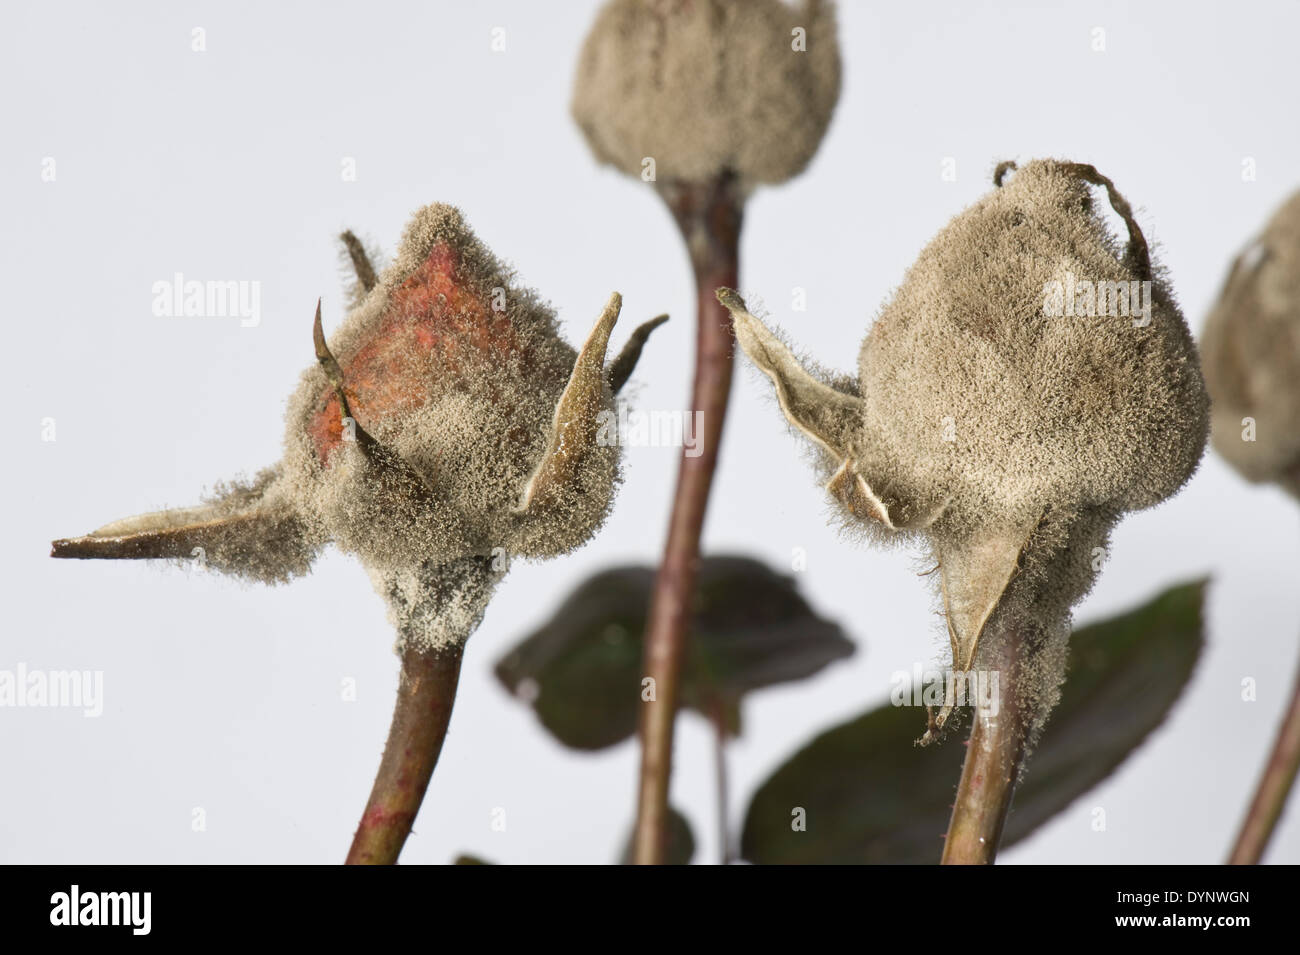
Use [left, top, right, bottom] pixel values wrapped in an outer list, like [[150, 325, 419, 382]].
[[571, 0, 841, 192], [52, 203, 667, 652], [1201, 189, 1300, 497], [718, 159, 1209, 738]]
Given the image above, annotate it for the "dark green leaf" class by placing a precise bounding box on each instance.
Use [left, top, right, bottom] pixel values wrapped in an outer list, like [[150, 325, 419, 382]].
[[495, 555, 855, 750], [619, 807, 696, 865], [740, 580, 1207, 864]]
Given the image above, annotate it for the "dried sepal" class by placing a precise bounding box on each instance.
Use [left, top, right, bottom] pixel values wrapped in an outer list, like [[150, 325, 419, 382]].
[[50, 468, 320, 585], [519, 293, 622, 513], [927, 516, 1042, 735], [311, 298, 439, 503], [824, 459, 892, 526], [606, 313, 669, 394], [338, 229, 384, 308], [719, 288, 949, 534], [717, 289, 863, 462], [340, 230, 379, 294]]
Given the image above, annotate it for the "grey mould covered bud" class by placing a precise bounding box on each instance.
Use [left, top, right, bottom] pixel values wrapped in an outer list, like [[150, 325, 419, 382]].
[[720, 159, 1209, 733], [572, 0, 841, 191], [1201, 190, 1300, 497], [53, 204, 666, 652]]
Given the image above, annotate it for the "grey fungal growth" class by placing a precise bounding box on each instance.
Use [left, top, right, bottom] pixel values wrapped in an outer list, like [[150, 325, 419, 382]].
[[53, 203, 667, 652], [1201, 189, 1300, 497], [719, 159, 1209, 737], [571, 0, 841, 191]]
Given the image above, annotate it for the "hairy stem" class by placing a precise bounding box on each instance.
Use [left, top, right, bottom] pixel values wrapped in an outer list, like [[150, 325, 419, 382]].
[[1228, 650, 1300, 864], [633, 174, 743, 865], [941, 622, 1030, 865], [345, 645, 465, 864]]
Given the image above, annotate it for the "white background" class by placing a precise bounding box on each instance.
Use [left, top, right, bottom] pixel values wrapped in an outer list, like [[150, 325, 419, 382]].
[[3, 0, 1297, 864]]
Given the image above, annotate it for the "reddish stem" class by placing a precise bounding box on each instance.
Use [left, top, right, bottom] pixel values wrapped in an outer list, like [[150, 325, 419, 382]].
[[632, 175, 743, 865], [1228, 651, 1300, 864], [345, 645, 465, 864], [941, 623, 1029, 865]]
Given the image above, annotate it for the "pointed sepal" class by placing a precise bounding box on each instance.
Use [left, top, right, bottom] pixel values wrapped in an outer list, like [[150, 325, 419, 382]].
[[50, 471, 318, 584], [606, 313, 668, 394], [518, 293, 621, 512]]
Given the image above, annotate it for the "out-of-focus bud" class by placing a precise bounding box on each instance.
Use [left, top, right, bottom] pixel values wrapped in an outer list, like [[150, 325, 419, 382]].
[[1201, 190, 1300, 497], [572, 0, 841, 192]]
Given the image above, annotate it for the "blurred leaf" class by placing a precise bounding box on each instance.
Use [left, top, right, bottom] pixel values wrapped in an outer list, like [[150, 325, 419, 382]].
[[453, 854, 494, 865], [495, 555, 855, 750], [619, 807, 696, 865], [740, 580, 1207, 864]]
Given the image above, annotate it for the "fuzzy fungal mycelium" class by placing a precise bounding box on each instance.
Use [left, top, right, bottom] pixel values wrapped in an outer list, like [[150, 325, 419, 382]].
[[1201, 189, 1300, 498], [718, 159, 1209, 741], [571, 0, 841, 192], [52, 204, 666, 652]]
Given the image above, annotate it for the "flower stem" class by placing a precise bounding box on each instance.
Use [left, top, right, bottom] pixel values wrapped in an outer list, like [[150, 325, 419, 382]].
[[345, 644, 465, 864], [1228, 650, 1300, 864], [941, 622, 1029, 865], [711, 699, 733, 865], [632, 174, 742, 865]]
